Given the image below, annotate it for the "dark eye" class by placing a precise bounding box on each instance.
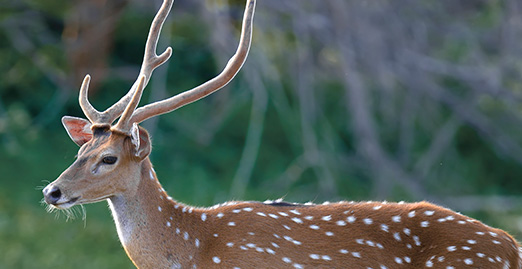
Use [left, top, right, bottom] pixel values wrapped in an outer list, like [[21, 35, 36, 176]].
[[102, 156, 117, 165]]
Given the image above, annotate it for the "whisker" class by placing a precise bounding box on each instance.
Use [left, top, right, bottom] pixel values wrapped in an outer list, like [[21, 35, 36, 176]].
[[40, 198, 88, 223], [36, 180, 52, 191], [80, 205, 87, 228]]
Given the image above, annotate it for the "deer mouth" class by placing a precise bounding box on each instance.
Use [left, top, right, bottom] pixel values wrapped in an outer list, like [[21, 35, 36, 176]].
[[53, 197, 80, 209]]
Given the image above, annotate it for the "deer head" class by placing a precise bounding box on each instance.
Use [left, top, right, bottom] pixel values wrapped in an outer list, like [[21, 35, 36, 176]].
[[43, 0, 255, 210]]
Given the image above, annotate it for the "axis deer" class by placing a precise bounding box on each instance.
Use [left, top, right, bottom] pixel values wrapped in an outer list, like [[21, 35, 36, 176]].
[[43, 0, 522, 268]]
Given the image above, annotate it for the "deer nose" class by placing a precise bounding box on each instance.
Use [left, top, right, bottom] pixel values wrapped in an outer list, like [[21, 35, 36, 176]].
[[43, 185, 62, 205]]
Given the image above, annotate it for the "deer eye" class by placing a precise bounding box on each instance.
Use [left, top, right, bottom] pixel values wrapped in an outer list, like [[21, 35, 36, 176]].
[[102, 156, 118, 165]]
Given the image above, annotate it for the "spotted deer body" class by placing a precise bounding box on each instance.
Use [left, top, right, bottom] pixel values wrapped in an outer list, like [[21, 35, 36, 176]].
[[113, 170, 522, 269], [42, 0, 522, 268], [112, 158, 522, 269]]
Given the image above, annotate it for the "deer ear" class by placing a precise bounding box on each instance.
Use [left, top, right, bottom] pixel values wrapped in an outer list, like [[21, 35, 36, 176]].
[[62, 116, 93, 146], [130, 123, 151, 160]]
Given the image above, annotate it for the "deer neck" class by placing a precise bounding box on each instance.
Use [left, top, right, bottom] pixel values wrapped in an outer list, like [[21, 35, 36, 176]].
[[107, 158, 199, 268]]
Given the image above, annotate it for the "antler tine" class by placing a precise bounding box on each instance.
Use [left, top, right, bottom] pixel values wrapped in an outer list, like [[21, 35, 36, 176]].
[[129, 0, 256, 124], [78, 75, 103, 124], [113, 75, 147, 133], [139, 0, 174, 78], [90, 0, 174, 125]]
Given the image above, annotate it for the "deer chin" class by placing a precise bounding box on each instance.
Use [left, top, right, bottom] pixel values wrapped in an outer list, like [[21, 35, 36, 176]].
[[76, 195, 115, 205]]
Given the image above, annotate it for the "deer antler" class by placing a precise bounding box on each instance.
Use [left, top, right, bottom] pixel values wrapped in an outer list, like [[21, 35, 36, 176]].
[[113, 0, 256, 129], [113, 75, 146, 132], [79, 0, 173, 126]]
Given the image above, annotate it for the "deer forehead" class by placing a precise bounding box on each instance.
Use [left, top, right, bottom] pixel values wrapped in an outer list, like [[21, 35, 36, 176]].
[[78, 132, 127, 157]]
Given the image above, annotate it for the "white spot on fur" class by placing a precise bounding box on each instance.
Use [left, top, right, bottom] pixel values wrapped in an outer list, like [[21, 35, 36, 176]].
[[291, 217, 303, 224], [413, 235, 421, 246], [310, 254, 320, 260], [424, 210, 435, 216], [212, 257, 221, 264], [290, 209, 301, 215], [393, 232, 401, 241]]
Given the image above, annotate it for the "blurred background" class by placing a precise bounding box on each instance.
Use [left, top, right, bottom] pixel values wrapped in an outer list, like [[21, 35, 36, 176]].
[[2, 0, 522, 267]]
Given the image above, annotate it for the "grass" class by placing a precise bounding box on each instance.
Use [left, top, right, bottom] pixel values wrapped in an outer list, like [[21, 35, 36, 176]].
[[0, 194, 133, 268]]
